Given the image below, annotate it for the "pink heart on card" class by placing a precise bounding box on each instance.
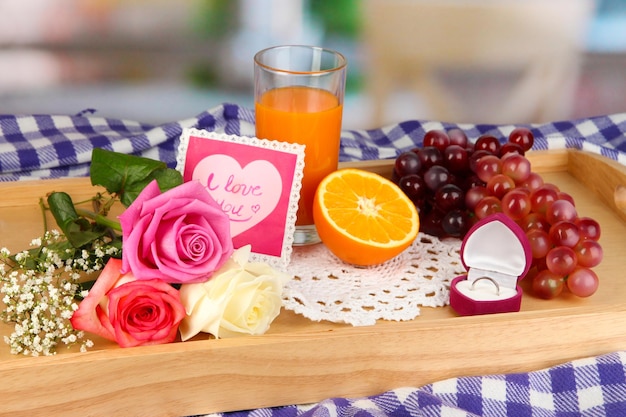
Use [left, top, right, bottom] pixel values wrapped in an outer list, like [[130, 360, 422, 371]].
[[192, 154, 282, 237]]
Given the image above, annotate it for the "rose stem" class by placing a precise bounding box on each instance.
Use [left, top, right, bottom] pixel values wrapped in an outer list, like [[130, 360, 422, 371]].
[[74, 208, 122, 232]]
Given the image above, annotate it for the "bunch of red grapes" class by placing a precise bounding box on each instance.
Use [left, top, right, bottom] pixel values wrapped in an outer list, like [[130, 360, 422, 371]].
[[392, 127, 603, 299]]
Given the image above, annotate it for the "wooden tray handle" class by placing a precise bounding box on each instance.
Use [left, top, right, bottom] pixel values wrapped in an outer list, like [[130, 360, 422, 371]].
[[567, 150, 626, 223], [615, 185, 626, 215]]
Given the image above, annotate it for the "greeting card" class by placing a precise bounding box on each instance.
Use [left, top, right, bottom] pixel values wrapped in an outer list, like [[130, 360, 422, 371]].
[[176, 128, 305, 269]]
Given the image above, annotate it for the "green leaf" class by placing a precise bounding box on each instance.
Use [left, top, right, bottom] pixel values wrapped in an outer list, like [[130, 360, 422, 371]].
[[153, 166, 185, 190], [47, 192, 107, 248], [117, 165, 183, 207], [90, 148, 183, 207], [90, 148, 165, 193]]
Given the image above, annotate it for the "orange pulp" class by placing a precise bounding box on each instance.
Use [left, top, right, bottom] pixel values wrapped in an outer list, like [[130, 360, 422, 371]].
[[313, 168, 419, 266], [255, 86, 343, 225]]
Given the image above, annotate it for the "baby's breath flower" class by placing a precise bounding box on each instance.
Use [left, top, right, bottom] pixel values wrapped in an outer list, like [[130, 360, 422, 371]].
[[1, 231, 118, 356], [79, 338, 94, 352]]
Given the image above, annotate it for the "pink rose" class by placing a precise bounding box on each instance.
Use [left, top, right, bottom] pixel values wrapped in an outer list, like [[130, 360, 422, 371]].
[[119, 180, 233, 284], [71, 258, 185, 348]]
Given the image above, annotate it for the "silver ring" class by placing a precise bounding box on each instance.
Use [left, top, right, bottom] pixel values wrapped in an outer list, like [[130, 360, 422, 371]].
[[470, 276, 500, 296]]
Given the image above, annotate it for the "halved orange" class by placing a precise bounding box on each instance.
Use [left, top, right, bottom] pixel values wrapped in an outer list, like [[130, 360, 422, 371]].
[[313, 168, 419, 266]]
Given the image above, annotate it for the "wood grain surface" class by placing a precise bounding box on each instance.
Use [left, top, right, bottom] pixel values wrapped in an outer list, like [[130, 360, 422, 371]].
[[1, 149, 625, 417]]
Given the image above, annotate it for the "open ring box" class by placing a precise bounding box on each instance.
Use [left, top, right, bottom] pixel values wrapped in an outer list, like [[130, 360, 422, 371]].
[[450, 213, 532, 316]]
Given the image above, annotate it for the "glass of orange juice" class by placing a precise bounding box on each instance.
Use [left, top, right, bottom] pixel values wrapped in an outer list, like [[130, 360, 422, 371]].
[[254, 45, 347, 245]]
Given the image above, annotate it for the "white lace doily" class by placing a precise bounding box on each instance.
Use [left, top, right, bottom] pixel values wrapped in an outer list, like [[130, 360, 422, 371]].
[[282, 233, 465, 326]]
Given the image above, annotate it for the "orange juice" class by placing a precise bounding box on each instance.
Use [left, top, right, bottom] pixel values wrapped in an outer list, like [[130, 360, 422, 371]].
[[256, 86, 343, 226]]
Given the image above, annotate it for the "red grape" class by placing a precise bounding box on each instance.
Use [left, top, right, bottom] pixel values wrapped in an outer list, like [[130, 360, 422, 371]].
[[417, 146, 443, 170], [474, 155, 502, 183], [533, 257, 548, 272], [530, 186, 558, 215], [465, 186, 489, 210], [546, 199, 578, 224], [514, 186, 532, 196], [443, 145, 469, 173], [501, 154, 531, 183], [420, 210, 445, 238], [391, 127, 603, 302], [542, 183, 561, 193], [548, 221, 581, 248], [532, 269, 564, 299], [398, 174, 426, 201], [576, 217, 601, 241], [557, 192, 575, 206], [463, 174, 486, 190], [423, 130, 450, 151], [519, 172, 544, 191], [394, 151, 422, 177], [423, 165, 451, 191], [501, 189, 531, 220], [447, 128, 469, 148], [474, 196, 502, 219], [499, 142, 525, 158], [546, 246, 578, 276], [434, 184, 464, 212], [475, 134, 501, 154], [526, 228, 551, 259], [566, 267, 599, 297], [468, 150, 492, 172], [441, 209, 470, 237], [519, 212, 550, 232], [575, 239, 603, 268], [486, 174, 516, 199], [508, 127, 534, 151]]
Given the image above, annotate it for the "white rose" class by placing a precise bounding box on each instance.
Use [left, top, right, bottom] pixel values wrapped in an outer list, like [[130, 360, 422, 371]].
[[179, 245, 291, 340]]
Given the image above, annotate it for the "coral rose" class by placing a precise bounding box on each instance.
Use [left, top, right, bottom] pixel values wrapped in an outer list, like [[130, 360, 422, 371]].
[[119, 180, 233, 284], [70, 258, 185, 348]]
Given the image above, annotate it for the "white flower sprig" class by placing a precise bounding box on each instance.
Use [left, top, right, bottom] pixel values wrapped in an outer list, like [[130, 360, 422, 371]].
[[0, 230, 119, 356]]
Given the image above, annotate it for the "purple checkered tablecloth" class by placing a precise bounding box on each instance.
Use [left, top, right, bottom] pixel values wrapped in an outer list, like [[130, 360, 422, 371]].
[[205, 351, 626, 417], [1, 104, 625, 181], [2, 105, 626, 416]]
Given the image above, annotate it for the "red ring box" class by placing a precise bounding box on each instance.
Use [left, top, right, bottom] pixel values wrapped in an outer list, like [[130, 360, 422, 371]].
[[450, 213, 532, 316]]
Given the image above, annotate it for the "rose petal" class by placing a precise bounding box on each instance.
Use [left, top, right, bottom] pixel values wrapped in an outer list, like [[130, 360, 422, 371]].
[[178, 246, 289, 340], [119, 180, 233, 284], [107, 279, 185, 348], [178, 295, 222, 341], [70, 258, 128, 342]]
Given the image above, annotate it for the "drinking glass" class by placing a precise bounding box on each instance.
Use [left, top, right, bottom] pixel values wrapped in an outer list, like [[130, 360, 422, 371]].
[[254, 45, 347, 245]]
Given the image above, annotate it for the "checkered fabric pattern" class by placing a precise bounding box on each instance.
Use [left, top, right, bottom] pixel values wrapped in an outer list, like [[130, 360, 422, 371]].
[[0, 104, 257, 181], [1, 105, 626, 181], [340, 113, 626, 166], [205, 351, 626, 417]]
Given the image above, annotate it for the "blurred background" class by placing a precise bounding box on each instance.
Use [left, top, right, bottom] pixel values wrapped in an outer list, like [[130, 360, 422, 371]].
[[0, 0, 624, 130]]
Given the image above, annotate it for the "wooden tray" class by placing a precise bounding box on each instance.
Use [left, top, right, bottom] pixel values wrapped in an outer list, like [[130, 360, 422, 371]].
[[1, 149, 626, 417]]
